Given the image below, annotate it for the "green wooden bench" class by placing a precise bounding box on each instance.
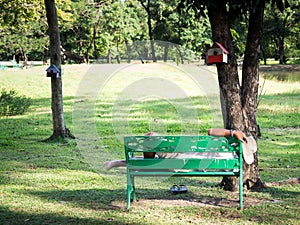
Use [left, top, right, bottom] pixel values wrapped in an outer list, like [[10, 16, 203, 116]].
[[124, 135, 243, 209]]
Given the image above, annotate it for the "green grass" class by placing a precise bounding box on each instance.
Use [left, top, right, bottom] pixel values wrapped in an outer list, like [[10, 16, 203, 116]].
[[0, 64, 299, 224]]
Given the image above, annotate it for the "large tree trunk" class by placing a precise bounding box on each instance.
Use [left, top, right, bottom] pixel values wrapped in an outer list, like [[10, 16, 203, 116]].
[[208, 0, 243, 192], [208, 0, 264, 191], [241, 0, 265, 190], [208, 1, 244, 130], [44, 0, 72, 141]]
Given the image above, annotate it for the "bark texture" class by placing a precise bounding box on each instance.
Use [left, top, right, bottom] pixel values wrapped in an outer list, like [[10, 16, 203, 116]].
[[208, 0, 244, 133], [208, 0, 265, 191], [140, 0, 157, 62], [241, 0, 266, 190], [45, 0, 73, 140]]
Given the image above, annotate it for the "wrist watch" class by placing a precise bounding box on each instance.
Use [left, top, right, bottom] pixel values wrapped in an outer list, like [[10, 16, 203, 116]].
[[230, 129, 235, 137]]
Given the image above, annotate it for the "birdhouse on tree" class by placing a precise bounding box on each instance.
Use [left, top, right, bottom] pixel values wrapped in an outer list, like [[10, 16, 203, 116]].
[[206, 42, 229, 64], [46, 64, 61, 78]]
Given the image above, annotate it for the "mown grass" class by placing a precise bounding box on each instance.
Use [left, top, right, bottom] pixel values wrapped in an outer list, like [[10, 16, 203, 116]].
[[0, 64, 299, 225]]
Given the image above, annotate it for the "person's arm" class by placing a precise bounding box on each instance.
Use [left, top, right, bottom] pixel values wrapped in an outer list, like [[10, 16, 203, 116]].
[[208, 128, 248, 143]]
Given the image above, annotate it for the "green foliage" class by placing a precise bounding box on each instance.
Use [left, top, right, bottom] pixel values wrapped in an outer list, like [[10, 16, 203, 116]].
[[98, 0, 147, 57], [262, 0, 300, 63], [0, 0, 47, 61], [0, 0, 300, 63], [0, 0, 42, 26], [0, 89, 32, 116], [0, 0, 299, 63]]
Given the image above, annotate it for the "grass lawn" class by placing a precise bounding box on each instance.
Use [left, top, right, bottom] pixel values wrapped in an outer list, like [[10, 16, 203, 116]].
[[0, 64, 299, 225]]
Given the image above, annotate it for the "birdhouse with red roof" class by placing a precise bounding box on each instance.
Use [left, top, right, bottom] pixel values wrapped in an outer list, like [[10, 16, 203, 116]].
[[46, 64, 61, 78], [206, 42, 229, 64]]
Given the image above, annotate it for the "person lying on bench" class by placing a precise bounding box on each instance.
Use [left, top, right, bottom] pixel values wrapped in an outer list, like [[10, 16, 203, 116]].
[[104, 128, 248, 170]]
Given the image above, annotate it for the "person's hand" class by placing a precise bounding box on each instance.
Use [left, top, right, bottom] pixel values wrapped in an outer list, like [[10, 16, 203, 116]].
[[233, 131, 248, 143]]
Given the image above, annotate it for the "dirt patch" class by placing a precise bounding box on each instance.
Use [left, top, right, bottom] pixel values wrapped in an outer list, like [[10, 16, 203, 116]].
[[112, 193, 268, 209], [111, 178, 299, 209], [265, 177, 300, 187], [133, 196, 264, 209]]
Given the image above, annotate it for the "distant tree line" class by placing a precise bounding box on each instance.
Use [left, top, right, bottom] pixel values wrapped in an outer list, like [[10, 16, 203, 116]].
[[0, 0, 299, 65]]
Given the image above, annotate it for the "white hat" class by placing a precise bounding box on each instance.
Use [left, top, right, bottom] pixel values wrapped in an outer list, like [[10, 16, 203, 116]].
[[242, 136, 257, 165]]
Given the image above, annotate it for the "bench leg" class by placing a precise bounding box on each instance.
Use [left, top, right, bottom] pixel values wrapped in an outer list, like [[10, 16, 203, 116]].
[[126, 170, 131, 209], [127, 172, 135, 209], [239, 170, 243, 209], [127, 185, 131, 209], [131, 175, 136, 202]]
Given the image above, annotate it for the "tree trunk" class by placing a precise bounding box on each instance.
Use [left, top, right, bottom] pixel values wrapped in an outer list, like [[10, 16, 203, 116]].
[[140, 0, 156, 62], [44, 0, 73, 141], [277, 14, 288, 64], [208, 0, 264, 191], [93, 26, 99, 61], [43, 46, 48, 65], [208, 0, 244, 131], [20, 47, 28, 66], [241, 0, 265, 190], [107, 49, 112, 64], [261, 48, 267, 65], [175, 46, 184, 64], [125, 41, 132, 63], [208, 1, 243, 191], [278, 36, 285, 64], [164, 43, 169, 62]]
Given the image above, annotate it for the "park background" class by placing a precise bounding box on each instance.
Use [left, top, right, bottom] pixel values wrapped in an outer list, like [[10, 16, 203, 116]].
[[0, 0, 299, 65], [0, 0, 300, 224]]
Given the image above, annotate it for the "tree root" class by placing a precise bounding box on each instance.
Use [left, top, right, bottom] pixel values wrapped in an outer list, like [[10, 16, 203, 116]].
[[219, 177, 299, 192], [42, 127, 75, 143]]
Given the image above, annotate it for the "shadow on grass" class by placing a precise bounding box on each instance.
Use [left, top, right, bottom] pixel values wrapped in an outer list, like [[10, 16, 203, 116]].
[[2, 185, 299, 224], [263, 185, 300, 201], [27, 186, 243, 210], [26, 188, 126, 211], [0, 206, 141, 225]]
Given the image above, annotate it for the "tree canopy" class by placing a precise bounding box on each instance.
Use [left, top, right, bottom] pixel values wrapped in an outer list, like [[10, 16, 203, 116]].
[[1, 0, 298, 64]]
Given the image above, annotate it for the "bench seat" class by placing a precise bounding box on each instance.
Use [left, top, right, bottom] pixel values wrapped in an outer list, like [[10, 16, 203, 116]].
[[124, 135, 243, 209]]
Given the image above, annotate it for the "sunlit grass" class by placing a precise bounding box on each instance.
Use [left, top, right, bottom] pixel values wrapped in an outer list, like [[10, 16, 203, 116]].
[[0, 64, 299, 225]]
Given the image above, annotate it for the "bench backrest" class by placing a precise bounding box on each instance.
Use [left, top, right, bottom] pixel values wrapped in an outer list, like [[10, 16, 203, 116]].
[[124, 136, 242, 171]]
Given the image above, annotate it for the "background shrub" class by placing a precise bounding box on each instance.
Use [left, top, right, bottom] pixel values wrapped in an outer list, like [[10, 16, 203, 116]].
[[0, 89, 32, 116]]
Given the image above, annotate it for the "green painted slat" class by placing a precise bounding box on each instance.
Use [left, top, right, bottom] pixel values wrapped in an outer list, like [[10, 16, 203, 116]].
[[129, 171, 238, 176], [127, 158, 239, 170], [124, 136, 241, 153]]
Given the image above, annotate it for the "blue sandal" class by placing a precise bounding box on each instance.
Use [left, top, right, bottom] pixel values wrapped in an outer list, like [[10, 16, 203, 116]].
[[179, 184, 188, 193], [169, 184, 188, 194]]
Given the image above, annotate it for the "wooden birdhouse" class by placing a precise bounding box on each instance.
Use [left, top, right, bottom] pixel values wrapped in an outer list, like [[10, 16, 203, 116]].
[[206, 42, 229, 64], [46, 64, 61, 78]]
